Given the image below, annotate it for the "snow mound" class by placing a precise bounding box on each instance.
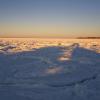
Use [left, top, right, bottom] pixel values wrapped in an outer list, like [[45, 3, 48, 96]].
[[0, 38, 100, 100]]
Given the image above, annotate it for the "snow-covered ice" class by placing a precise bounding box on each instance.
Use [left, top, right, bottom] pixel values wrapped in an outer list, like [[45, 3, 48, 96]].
[[0, 38, 100, 100]]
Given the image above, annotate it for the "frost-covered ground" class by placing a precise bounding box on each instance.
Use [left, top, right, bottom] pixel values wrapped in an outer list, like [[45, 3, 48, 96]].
[[0, 38, 100, 100]]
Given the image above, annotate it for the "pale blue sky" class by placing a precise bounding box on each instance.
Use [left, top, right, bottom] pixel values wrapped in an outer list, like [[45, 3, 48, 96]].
[[0, 0, 100, 38]]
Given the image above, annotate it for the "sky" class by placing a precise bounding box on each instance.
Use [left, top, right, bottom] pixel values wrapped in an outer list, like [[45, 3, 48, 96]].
[[0, 0, 100, 38]]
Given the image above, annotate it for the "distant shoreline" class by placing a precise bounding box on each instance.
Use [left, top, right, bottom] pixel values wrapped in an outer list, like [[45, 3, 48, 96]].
[[77, 37, 100, 39]]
